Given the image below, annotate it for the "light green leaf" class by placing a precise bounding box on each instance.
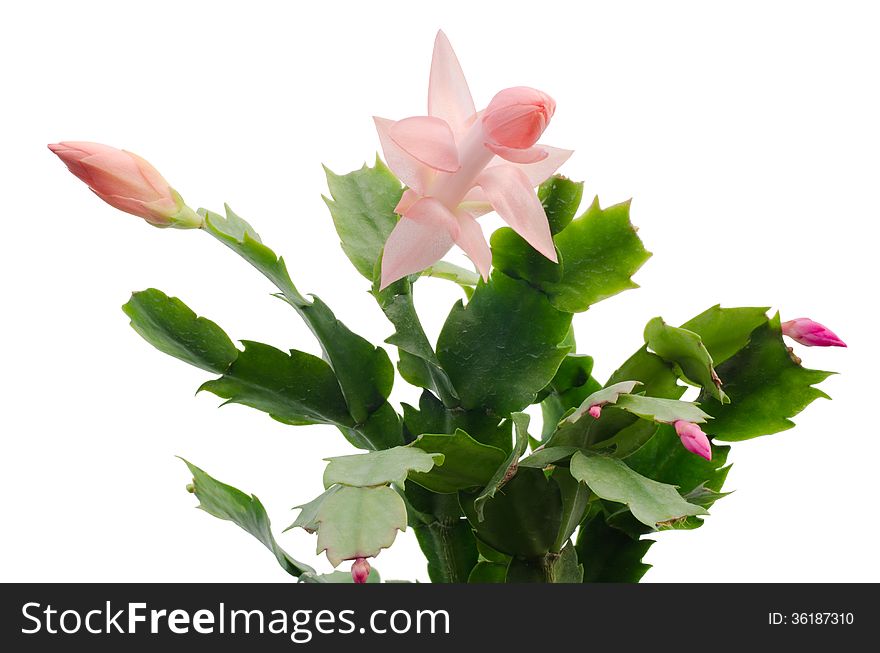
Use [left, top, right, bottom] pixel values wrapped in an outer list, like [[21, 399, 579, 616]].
[[539, 355, 603, 439], [681, 305, 770, 364], [287, 486, 342, 532], [322, 447, 443, 489], [539, 175, 585, 235], [614, 394, 712, 424], [181, 459, 315, 577], [322, 158, 402, 280], [437, 273, 572, 415], [569, 452, 707, 529], [408, 430, 507, 493], [645, 317, 727, 403], [312, 485, 408, 566], [518, 446, 579, 469], [472, 413, 531, 521], [402, 390, 512, 453], [199, 341, 353, 428], [563, 381, 642, 424], [123, 289, 238, 374], [698, 314, 833, 441], [542, 198, 651, 312]]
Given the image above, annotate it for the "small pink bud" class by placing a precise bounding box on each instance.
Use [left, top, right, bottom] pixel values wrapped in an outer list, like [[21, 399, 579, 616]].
[[48, 141, 202, 229], [351, 557, 371, 584], [673, 420, 712, 461], [781, 318, 846, 348], [482, 86, 556, 150], [588, 405, 602, 419]]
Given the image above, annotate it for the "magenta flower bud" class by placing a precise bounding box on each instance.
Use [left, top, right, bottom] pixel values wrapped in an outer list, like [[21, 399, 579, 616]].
[[48, 141, 202, 229], [351, 557, 371, 584], [673, 420, 712, 461], [781, 318, 846, 348], [482, 86, 556, 150], [588, 405, 602, 419]]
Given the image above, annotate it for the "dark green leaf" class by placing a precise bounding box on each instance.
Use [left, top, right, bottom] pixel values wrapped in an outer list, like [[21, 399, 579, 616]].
[[552, 466, 591, 551], [461, 467, 563, 558], [199, 341, 353, 427], [467, 561, 507, 583], [322, 158, 402, 280], [413, 519, 478, 583], [539, 355, 603, 439], [402, 390, 512, 452], [698, 314, 833, 441], [181, 459, 315, 577], [576, 507, 652, 582], [437, 273, 572, 415], [409, 430, 507, 493], [123, 289, 238, 374], [472, 413, 531, 521], [505, 543, 583, 583]]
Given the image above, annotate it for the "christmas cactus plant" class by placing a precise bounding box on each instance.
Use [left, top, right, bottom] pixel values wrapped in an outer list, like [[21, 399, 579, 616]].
[[49, 31, 844, 584]]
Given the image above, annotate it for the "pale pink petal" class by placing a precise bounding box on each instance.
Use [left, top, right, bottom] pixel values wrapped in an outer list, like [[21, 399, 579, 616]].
[[389, 116, 460, 172], [453, 210, 491, 280], [380, 217, 454, 289], [487, 145, 573, 187], [79, 152, 167, 201], [395, 188, 420, 215], [428, 30, 476, 137], [482, 87, 555, 149], [374, 117, 435, 195], [476, 165, 557, 262], [403, 197, 461, 240], [485, 143, 548, 164]]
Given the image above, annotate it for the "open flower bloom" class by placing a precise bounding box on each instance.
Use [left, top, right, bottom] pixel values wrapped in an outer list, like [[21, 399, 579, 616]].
[[48, 141, 202, 229], [781, 318, 846, 348], [674, 420, 712, 461], [376, 31, 573, 289]]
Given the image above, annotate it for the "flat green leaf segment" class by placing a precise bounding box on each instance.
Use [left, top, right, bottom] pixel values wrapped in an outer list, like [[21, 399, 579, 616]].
[[570, 452, 707, 529], [614, 394, 712, 424], [323, 158, 403, 280], [681, 305, 769, 365], [698, 314, 833, 441], [645, 317, 727, 403], [438, 273, 572, 414], [539, 176, 584, 234], [490, 196, 650, 314], [564, 381, 642, 423], [576, 508, 652, 582], [408, 430, 507, 493], [123, 289, 238, 374], [202, 204, 398, 445], [200, 341, 353, 427], [322, 447, 443, 489], [181, 459, 315, 577], [373, 277, 458, 406], [298, 485, 408, 566], [472, 413, 531, 521], [539, 355, 603, 439]]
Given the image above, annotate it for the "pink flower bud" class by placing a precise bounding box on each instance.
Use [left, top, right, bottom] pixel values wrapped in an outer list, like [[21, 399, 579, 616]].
[[781, 318, 846, 348], [482, 86, 556, 150], [351, 557, 371, 584], [48, 141, 202, 229], [588, 405, 602, 419], [673, 420, 712, 461]]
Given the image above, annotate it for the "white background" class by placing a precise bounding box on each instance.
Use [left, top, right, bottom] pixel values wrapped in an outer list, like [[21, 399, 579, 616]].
[[2, 0, 877, 583]]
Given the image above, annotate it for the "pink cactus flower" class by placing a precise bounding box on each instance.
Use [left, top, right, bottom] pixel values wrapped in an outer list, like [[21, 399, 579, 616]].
[[781, 318, 846, 348], [376, 31, 572, 289], [48, 141, 202, 229], [351, 557, 371, 584], [588, 405, 602, 420], [673, 420, 712, 461]]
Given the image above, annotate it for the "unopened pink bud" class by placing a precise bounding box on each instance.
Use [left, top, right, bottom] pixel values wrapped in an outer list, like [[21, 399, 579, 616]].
[[588, 405, 602, 419], [351, 557, 371, 584], [673, 420, 712, 461], [48, 141, 202, 229], [482, 86, 556, 150], [781, 318, 846, 348]]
